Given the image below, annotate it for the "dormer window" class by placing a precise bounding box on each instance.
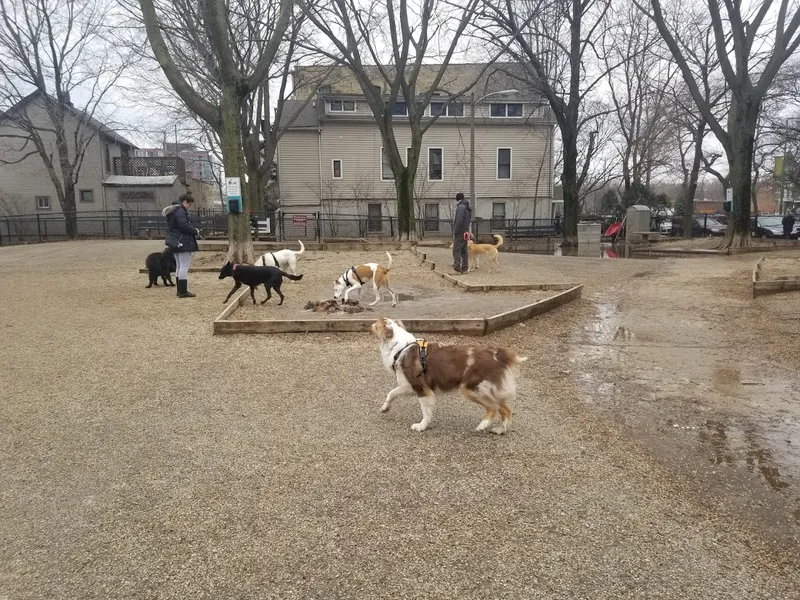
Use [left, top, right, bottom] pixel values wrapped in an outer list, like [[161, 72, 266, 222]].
[[329, 100, 356, 112]]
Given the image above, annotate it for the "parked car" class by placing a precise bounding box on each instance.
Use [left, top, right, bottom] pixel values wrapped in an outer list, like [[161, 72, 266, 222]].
[[658, 220, 672, 235], [671, 216, 727, 237], [752, 215, 800, 239]]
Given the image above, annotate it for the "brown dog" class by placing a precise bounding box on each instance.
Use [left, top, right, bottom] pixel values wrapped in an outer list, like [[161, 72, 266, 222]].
[[372, 317, 527, 434]]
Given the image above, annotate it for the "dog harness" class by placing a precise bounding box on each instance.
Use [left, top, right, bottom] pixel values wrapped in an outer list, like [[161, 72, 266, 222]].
[[270, 252, 278, 266], [344, 266, 364, 287], [392, 339, 429, 373]]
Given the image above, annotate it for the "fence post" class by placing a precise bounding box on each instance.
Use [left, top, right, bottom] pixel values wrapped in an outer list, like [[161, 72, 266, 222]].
[[43, 219, 48, 240], [704, 214, 708, 234], [315, 212, 321, 242], [389, 216, 394, 238], [119, 209, 124, 239], [36, 213, 42, 242]]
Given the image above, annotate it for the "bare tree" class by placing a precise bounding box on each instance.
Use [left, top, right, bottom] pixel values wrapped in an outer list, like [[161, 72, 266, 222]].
[[480, 0, 616, 246], [643, 0, 800, 246], [135, 0, 292, 262], [298, 0, 503, 239], [605, 1, 678, 193], [0, 188, 34, 241], [664, 12, 726, 238], [0, 0, 129, 238]]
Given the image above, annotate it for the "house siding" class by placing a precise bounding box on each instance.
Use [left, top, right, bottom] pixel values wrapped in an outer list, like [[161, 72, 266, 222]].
[[277, 130, 321, 212], [308, 120, 553, 220]]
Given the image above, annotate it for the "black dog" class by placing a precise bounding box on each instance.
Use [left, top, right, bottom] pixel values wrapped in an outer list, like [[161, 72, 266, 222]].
[[219, 261, 303, 305], [145, 249, 176, 288]]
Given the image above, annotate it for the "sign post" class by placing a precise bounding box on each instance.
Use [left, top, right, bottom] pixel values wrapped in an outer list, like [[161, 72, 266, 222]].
[[226, 177, 242, 214]]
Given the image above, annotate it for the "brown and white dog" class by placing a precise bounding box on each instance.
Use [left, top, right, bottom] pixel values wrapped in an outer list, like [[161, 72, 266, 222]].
[[371, 317, 526, 434], [333, 251, 397, 306]]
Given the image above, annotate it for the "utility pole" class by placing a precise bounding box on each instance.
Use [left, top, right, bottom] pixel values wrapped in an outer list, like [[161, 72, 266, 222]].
[[779, 118, 788, 214]]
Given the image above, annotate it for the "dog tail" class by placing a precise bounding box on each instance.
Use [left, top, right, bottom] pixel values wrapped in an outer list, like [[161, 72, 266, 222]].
[[297, 240, 305, 255], [493, 234, 504, 248], [281, 271, 303, 281], [385, 251, 393, 271]]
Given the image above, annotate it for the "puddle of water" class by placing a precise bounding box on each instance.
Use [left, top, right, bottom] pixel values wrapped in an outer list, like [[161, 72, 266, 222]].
[[514, 243, 624, 258], [698, 420, 792, 493], [572, 296, 800, 502]]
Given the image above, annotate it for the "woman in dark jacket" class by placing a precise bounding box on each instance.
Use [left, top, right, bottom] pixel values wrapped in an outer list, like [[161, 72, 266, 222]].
[[163, 194, 201, 298]]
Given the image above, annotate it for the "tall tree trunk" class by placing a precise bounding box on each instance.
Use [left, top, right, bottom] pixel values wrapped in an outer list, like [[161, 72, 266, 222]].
[[221, 88, 254, 263], [62, 184, 77, 238], [682, 121, 705, 240], [723, 97, 759, 248], [561, 134, 579, 247], [395, 169, 414, 240]]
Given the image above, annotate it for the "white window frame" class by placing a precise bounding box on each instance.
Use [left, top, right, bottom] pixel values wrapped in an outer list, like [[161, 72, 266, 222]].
[[36, 196, 50, 210], [428, 100, 464, 117], [79, 189, 94, 203], [332, 159, 343, 179], [427, 147, 444, 181], [380, 147, 394, 180], [329, 100, 356, 113], [489, 103, 524, 118], [496, 147, 512, 180]]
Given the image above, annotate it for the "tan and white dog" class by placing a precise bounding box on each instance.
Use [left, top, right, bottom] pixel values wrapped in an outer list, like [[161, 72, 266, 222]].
[[371, 317, 526, 434], [333, 252, 397, 306], [467, 234, 503, 272], [256, 240, 305, 276], [448, 234, 504, 272]]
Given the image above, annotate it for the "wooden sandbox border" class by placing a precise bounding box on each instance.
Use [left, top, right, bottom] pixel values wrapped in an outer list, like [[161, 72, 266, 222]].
[[411, 247, 580, 292], [213, 284, 582, 335], [752, 257, 800, 298]]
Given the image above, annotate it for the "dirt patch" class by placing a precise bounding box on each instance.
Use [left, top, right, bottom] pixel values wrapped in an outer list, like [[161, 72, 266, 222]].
[[304, 299, 371, 314], [759, 257, 800, 280], [192, 251, 227, 267]]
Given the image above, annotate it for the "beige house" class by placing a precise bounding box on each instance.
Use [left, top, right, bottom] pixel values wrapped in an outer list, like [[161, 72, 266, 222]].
[[0, 91, 190, 216], [277, 64, 556, 231]]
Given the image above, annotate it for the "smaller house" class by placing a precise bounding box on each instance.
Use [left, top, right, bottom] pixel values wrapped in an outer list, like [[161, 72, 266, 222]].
[[0, 91, 188, 215]]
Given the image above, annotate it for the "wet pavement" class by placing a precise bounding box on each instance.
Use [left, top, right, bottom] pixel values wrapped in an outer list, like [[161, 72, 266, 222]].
[[568, 265, 800, 539]]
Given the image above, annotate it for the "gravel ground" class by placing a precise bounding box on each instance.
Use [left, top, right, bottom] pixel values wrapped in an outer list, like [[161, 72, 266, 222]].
[[759, 257, 800, 279], [1, 240, 799, 599]]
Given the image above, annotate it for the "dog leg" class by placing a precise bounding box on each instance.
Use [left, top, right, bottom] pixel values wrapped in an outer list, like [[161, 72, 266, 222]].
[[492, 401, 513, 435], [250, 286, 257, 304], [223, 281, 242, 304], [387, 284, 397, 307], [460, 384, 499, 432], [411, 393, 436, 432], [275, 285, 285, 305], [381, 385, 412, 412], [369, 279, 381, 306], [260, 285, 272, 304]]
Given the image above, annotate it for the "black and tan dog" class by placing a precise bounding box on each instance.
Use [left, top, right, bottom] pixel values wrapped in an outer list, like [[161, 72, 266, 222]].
[[145, 249, 176, 288], [219, 262, 303, 305]]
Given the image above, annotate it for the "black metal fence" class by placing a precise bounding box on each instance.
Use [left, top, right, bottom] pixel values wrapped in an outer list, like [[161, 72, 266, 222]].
[[0, 209, 564, 246]]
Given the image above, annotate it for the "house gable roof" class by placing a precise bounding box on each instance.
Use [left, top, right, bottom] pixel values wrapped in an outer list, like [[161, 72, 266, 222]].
[[0, 90, 137, 149]]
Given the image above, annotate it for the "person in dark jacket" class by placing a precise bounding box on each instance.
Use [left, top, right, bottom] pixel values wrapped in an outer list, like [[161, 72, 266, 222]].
[[452, 192, 472, 273], [163, 194, 201, 298], [782, 209, 796, 239]]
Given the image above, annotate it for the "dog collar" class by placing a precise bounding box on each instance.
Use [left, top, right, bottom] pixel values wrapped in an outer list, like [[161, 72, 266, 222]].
[[392, 339, 429, 372]]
